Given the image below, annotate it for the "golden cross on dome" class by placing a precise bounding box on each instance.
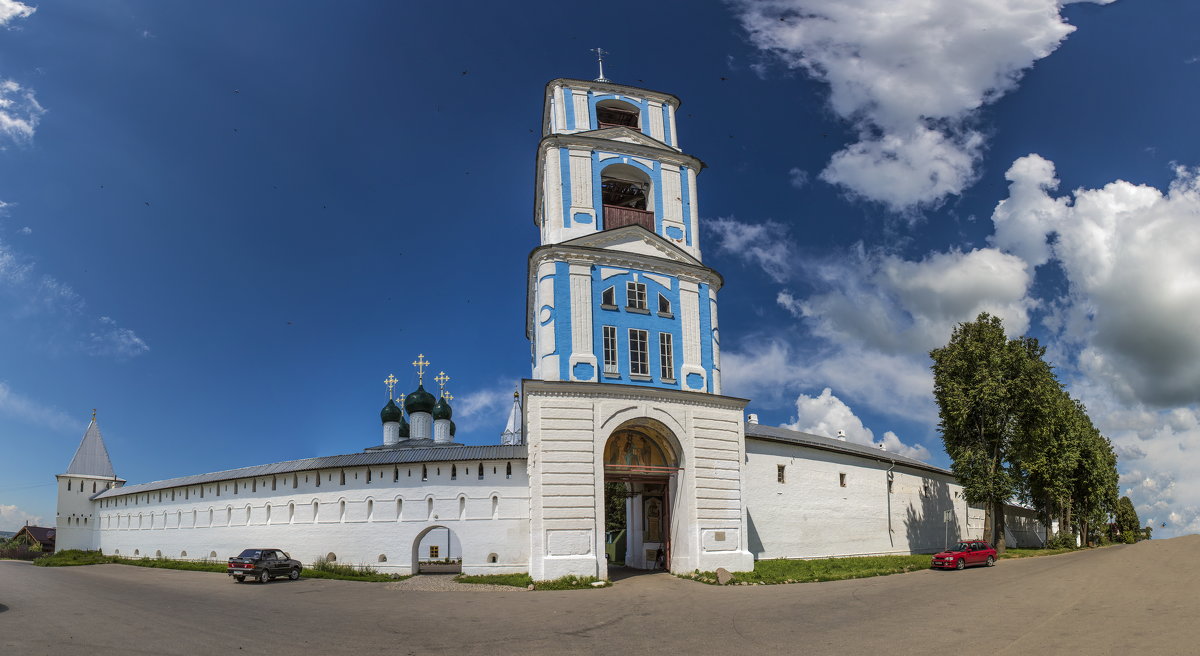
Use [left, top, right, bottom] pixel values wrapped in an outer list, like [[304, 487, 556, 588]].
[[412, 354, 430, 384], [442, 391, 453, 402], [434, 371, 450, 392], [384, 374, 398, 400]]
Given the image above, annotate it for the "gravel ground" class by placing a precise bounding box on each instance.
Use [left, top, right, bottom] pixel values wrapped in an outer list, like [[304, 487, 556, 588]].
[[386, 574, 524, 592]]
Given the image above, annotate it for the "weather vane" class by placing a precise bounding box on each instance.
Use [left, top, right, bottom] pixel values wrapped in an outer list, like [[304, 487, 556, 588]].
[[412, 354, 430, 385], [591, 47, 610, 83], [434, 371, 451, 399], [92, 408, 97, 422], [384, 373, 398, 400]]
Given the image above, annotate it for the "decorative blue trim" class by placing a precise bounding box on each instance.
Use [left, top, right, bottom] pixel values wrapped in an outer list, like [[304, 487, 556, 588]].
[[563, 88, 576, 130], [555, 262, 572, 382], [680, 166, 693, 247], [661, 104, 672, 146], [592, 150, 603, 230], [572, 362, 595, 380], [698, 283, 715, 392], [653, 161, 664, 236], [559, 147, 572, 229], [574, 213, 592, 225]]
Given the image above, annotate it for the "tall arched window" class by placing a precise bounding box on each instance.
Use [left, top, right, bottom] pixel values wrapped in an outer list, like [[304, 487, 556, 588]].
[[595, 99, 640, 130]]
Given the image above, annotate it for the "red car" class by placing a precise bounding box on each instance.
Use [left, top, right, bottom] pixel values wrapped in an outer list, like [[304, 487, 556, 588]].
[[931, 540, 997, 570]]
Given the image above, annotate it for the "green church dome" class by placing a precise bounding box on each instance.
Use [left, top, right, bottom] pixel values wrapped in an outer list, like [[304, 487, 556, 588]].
[[404, 385, 437, 414], [449, 420, 456, 437], [398, 412, 410, 438], [432, 396, 453, 421], [380, 399, 402, 424]]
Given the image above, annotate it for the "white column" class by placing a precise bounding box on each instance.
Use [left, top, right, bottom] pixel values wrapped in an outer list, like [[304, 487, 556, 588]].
[[679, 280, 706, 391], [709, 287, 721, 395], [535, 261, 558, 380], [568, 149, 595, 230], [568, 262, 597, 380], [543, 147, 563, 244]]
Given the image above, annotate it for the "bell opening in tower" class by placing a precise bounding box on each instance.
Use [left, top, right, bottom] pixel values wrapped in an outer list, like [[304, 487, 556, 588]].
[[596, 100, 640, 130], [601, 163, 653, 232]]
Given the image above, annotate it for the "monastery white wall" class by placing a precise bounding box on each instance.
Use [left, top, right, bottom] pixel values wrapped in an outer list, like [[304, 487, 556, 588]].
[[744, 438, 972, 559], [91, 459, 530, 575], [524, 380, 754, 580]]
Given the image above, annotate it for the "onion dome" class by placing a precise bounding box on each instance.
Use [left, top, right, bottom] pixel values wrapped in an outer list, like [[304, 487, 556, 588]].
[[380, 399, 402, 424], [404, 385, 437, 414], [398, 412, 410, 438], [449, 420, 456, 437], [432, 396, 453, 421]]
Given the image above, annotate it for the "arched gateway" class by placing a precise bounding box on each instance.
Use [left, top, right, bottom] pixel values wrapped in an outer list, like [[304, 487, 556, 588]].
[[603, 423, 680, 571]]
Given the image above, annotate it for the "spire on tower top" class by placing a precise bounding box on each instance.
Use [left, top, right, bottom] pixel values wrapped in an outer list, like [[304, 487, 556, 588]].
[[500, 389, 523, 445], [66, 413, 116, 478], [591, 47, 610, 83]]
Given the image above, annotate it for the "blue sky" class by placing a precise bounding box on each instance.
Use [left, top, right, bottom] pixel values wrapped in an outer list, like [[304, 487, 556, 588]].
[[1, 1, 1197, 537]]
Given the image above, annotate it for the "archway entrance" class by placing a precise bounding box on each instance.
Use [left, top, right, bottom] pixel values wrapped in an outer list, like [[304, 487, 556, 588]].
[[603, 424, 680, 573], [413, 525, 462, 574]]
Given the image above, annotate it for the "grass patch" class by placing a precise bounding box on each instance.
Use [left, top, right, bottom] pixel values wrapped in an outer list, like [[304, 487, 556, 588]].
[[454, 572, 609, 590], [33, 550, 407, 582], [683, 554, 933, 585], [33, 549, 116, 567], [456, 572, 534, 587]]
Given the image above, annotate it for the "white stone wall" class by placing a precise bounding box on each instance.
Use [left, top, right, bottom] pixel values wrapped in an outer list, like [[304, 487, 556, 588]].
[[524, 380, 753, 580], [55, 474, 120, 551], [744, 438, 972, 559], [91, 460, 530, 575]]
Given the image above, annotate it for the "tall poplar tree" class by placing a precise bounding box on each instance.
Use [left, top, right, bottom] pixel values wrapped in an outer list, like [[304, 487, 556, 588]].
[[930, 313, 1025, 553]]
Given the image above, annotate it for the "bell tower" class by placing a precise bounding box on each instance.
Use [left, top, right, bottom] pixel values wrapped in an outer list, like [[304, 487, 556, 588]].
[[527, 76, 723, 395]]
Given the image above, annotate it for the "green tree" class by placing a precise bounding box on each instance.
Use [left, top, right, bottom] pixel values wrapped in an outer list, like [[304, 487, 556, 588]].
[[1116, 496, 1141, 543], [931, 313, 1028, 553], [1070, 426, 1119, 546]]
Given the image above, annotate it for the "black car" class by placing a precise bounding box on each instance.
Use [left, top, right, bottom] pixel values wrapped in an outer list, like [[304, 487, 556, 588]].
[[227, 548, 302, 583]]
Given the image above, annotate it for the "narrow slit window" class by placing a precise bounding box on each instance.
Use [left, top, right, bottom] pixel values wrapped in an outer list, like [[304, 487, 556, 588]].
[[839, 473, 847, 487], [478, 463, 484, 480], [602, 326, 618, 375], [451, 465, 457, 480], [777, 464, 786, 484], [422, 465, 428, 482], [628, 328, 649, 376], [506, 462, 512, 479], [659, 333, 674, 380]]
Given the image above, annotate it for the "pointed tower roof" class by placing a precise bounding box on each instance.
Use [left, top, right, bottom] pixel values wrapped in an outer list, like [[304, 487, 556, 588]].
[[65, 414, 116, 478], [500, 391, 523, 446]]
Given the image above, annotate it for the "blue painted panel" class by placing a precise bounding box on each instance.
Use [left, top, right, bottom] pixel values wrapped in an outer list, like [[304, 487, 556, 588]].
[[665, 226, 683, 240], [574, 212, 592, 225], [680, 166, 693, 247], [590, 266, 682, 391], [661, 104, 672, 146], [554, 262, 572, 382], [572, 362, 595, 381], [699, 283, 715, 392], [563, 88, 576, 130], [686, 373, 704, 390], [558, 147, 572, 229]]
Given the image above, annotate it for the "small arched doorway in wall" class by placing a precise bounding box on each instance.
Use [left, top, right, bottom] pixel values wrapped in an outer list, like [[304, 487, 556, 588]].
[[603, 422, 680, 574], [412, 525, 462, 574]]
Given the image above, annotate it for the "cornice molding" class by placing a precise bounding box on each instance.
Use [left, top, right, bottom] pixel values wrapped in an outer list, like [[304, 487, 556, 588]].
[[522, 379, 748, 411]]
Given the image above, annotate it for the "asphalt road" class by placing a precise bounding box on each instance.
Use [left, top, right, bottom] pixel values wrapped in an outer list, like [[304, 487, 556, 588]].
[[2, 536, 1197, 655]]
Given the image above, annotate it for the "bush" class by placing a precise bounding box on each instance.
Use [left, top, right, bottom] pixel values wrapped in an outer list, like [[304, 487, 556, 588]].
[[0, 540, 44, 561], [1045, 532, 1077, 550], [33, 549, 115, 566]]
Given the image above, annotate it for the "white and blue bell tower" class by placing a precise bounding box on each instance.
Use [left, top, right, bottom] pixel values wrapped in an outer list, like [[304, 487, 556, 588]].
[[527, 77, 723, 394]]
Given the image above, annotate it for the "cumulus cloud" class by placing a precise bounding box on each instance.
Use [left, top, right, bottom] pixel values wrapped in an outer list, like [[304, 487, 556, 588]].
[[0, 504, 43, 533], [452, 383, 519, 438], [0, 381, 81, 433], [784, 387, 931, 460], [0, 0, 34, 27], [705, 216, 796, 283], [731, 0, 1114, 210], [0, 239, 150, 358], [788, 167, 810, 189], [18, 226, 30, 234], [994, 155, 1200, 408], [0, 79, 44, 145]]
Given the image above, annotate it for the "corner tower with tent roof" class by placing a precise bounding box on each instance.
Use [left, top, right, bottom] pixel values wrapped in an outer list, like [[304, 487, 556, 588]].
[[56, 411, 125, 551], [523, 74, 753, 580]]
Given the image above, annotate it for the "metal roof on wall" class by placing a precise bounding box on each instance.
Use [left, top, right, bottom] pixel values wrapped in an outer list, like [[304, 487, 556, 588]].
[[93, 445, 528, 499], [745, 423, 951, 476]]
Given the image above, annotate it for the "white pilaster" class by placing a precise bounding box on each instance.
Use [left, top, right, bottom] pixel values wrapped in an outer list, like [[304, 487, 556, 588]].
[[679, 280, 706, 391], [568, 262, 597, 381]]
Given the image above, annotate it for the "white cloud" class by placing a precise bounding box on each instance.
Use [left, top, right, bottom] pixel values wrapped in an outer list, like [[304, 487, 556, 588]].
[[0, 0, 34, 27], [705, 216, 796, 283], [0, 79, 44, 145], [0, 504, 43, 533], [994, 156, 1200, 408], [18, 226, 30, 234], [451, 383, 519, 438], [0, 239, 150, 358], [0, 381, 80, 433], [731, 0, 1115, 210], [788, 167, 810, 189], [784, 387, 931, 460]]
